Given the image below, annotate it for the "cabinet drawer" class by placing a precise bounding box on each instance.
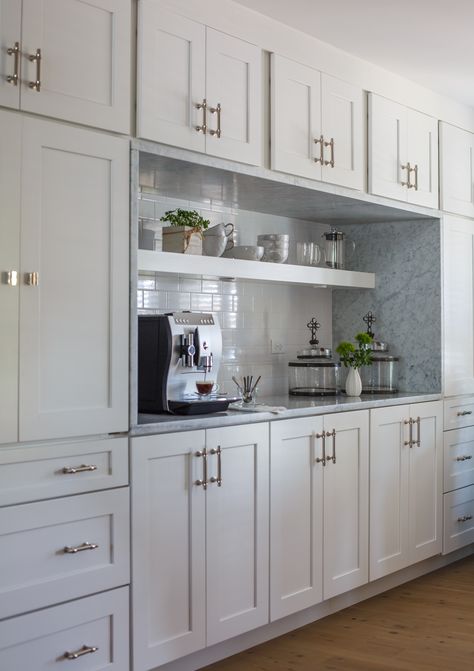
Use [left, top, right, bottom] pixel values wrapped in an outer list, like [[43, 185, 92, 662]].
[[0, 436, 128, 506], [444, 397, 474, 431], [0, 489, 129, 619], [444, 427, 474, 492], [0, 587, 129, 670], [443, 485, 474, 554]]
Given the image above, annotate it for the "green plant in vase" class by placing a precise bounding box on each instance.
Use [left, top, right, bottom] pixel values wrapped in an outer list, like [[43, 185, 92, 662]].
[[160, 209, 210, 255], [336, 332, 373, 396]]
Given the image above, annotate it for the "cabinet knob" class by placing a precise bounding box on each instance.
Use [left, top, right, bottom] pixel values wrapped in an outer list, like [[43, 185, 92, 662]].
[[2, 270, 18, 287]]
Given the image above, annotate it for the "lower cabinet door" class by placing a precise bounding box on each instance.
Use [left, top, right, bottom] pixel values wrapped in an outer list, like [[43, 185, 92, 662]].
[[131, 431, 206, 671], [206, 423, 269, 645], [408, 401, 443, 564], [443, 484, 474, 553], [323, 410, 369, 599], [270, 416, 324, 621], [370, 405, 410, 580], [0, 488, 129, 619], [0, 587, 129, 671]]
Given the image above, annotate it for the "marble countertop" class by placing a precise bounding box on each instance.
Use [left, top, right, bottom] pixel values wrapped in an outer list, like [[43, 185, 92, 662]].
[[130, 392, 442, 437]]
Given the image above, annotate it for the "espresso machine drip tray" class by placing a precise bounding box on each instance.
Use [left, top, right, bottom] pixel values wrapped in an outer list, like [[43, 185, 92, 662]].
[[169, 396, 241, 415]]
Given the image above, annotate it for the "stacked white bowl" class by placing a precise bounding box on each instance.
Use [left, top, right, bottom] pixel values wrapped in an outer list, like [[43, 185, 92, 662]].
[[257, 234, 290, 263]]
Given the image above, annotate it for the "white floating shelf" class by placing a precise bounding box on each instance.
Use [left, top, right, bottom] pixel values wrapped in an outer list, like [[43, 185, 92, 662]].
[[138, 251, 375, 290]]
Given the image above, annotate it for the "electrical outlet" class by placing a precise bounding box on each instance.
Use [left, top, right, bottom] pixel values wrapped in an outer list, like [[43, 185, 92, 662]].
[[271, 340, 286, 354]]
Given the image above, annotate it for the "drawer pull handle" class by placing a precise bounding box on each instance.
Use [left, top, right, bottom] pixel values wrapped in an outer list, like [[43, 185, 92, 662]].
[[28, 48, 41, 91], [315, 431, 326, 466], [456, 455, 473, 462], [62, 464, 98, 474], [65, 645, 99, 660], [64, 542, 99, 554], [457, 410, 473, 417], [457, 514, 473, 523]]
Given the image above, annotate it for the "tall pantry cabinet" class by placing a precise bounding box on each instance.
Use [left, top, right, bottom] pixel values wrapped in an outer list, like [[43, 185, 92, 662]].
[[0, 110, 129, 443]]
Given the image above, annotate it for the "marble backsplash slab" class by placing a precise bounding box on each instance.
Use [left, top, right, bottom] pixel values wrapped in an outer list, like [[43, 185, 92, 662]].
[[332, 219, 441, 393]]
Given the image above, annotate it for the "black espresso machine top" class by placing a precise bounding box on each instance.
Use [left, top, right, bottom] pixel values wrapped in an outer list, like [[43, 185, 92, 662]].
[[137, 312, 239, 415]]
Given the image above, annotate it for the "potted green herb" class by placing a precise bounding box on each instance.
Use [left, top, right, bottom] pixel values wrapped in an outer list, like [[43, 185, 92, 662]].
[[160, 209, 210, 255], [336, 332, 373, 396]]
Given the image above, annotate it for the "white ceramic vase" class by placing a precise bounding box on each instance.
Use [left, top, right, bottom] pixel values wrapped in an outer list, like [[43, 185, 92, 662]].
[[345, 367, 362, 396]]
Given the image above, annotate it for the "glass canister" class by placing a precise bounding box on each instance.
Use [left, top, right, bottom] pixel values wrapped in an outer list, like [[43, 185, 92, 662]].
[[360, 355, 399, 393], [289, 360, 341, 396], [322, 229, 355, 269]]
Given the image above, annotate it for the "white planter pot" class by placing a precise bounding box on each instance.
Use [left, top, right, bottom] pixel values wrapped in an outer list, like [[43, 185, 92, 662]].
[[345, 367, 362, 396]]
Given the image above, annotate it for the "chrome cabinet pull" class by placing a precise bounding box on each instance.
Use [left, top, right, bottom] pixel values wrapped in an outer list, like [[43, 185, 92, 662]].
[[313, 135, 324, 164], [413, 164, 418, 190], [62, 464, 97, 474], [210, 446, 222, 486], [195, 99, 207, 133], [64, 645, 99, 660], [404, 418, 413, 447], [195, 448, 208, 489], [25, 271, 39, 286], [64, 542, 99, 554], [325, 429, 336, 463], [2, 270, 18, 286], [315, 431, 326, 466], [7, 42, 20, 85], [457, 514, 473, 523], [457, 410, 473, 417], [401, 162, 411, 187], [28, 48, 41, 91], [456, 455, 473, 462], [209, 103, 222, 138], [324, 137, 335, 167], [414, 417, 421, 447]]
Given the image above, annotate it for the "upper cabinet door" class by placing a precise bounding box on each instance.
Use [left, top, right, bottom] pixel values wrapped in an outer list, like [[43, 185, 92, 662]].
[[369, 94, 408, 202], [0, 110, 21, 445], [19, 118, 129, 441], [206, 28, 262, 166], [271, 54, 322, 180], [321, 74, 363, 190], [406, 109, 439, 209], [137, 2, 206, 152], [0, 0, 21, 109], [440, 122, 474, 218], [443, 215, 474, 396], [21, 0, 131, 133]]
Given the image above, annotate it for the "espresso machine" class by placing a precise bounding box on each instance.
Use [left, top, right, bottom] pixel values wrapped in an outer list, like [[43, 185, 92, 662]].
[[138, 312, 239, 415]]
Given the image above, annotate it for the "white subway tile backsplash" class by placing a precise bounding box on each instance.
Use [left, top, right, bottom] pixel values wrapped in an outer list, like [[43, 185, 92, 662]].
[[190, 293, 213, 312], [137, 193, 332, 396], [143, 291, 167, 309]]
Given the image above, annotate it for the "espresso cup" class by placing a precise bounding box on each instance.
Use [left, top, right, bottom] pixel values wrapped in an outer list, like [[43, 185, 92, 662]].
[[195, 380, 219, 396]]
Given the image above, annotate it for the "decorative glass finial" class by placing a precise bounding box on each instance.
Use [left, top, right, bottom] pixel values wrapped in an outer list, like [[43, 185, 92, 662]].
[[307, 317, 320, 346]]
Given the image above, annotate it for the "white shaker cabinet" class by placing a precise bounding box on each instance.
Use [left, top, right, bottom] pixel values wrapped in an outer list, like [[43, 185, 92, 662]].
[[0, 0, 130, 132], [440, 122, 474, 218], [0, 111, 129, 444], [0, 110, 20, 444], [270, 410, 368, 621], [271, 54, 363, 190], [131, 423, 269, 671], [138, 1, 262, 165], [370, 401, 443, 581], [443, 215, 474, 397], [369, 94, 438, 208], [0, 0, 21, 109]]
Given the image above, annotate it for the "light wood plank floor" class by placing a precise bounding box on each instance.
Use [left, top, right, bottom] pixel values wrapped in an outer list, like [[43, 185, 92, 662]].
[[201, 556, 474, 671]]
